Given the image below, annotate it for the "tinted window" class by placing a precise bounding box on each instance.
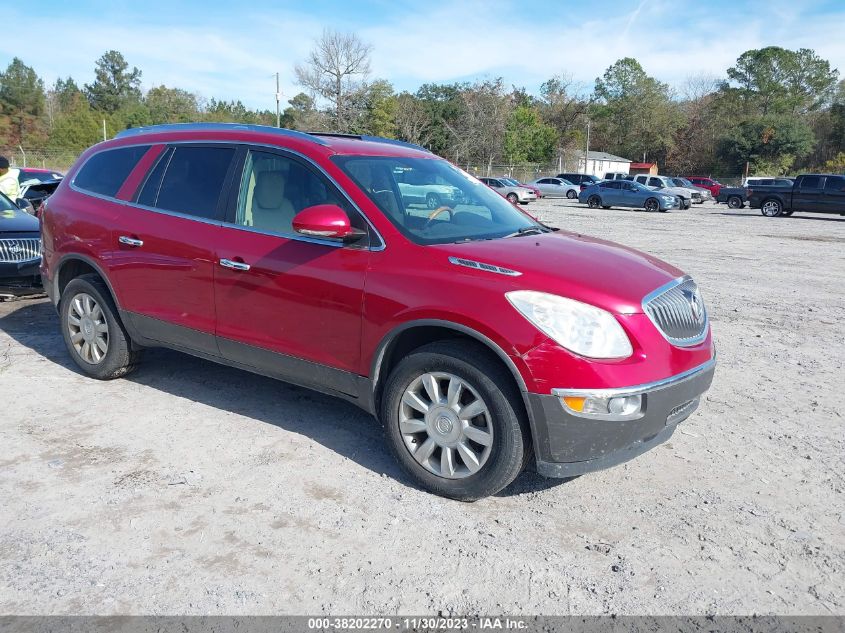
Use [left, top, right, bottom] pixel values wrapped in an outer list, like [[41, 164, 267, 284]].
[[799, 176, 821, 189], [137, 148, 173, 207], [235, 150, 352, 236], [824, 176, 845, 191], [648, 178, 662, 187], [73, 145, 150, 197], [605, 181, 621, 189], [152, 146, 235, 218]]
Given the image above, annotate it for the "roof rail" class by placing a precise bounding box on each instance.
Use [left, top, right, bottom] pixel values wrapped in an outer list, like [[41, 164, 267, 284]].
[[310, 132, 431, 153], [114, 122, 328, 146]]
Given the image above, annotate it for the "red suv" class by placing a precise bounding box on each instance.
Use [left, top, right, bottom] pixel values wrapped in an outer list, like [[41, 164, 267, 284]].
[[685, 176, 721, 198], [41, 123, 715, 500]]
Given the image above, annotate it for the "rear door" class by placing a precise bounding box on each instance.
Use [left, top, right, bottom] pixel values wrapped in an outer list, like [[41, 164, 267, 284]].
[[791, 175, 825, 212], [108, 143, 237, 354], [822, 175, 845, 214], [213, 147, 372, 396]]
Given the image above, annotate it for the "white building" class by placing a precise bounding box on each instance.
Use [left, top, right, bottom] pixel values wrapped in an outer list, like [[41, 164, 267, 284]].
[[568, 150, 632, 178]]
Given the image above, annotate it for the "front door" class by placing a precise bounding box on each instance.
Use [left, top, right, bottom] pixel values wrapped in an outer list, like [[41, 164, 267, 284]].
[[214, 148, 372, 397], [109, 144, 237, 355]]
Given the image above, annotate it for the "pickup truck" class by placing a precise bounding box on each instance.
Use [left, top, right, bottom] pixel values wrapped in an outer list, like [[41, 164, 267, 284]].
[[716, 178, 794, 209], [748, 174, 845, 217]]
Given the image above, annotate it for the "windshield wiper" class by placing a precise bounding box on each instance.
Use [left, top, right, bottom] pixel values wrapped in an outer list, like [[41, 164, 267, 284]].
[[504, 226, 547, 238]]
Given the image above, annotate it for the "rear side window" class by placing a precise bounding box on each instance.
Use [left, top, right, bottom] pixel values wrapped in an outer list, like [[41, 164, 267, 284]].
[[799, 176, 821, 188], [73, 145, 150, 197], [137, 145, 235, 219]]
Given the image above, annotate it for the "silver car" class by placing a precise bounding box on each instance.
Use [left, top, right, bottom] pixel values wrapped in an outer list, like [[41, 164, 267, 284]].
[[478, 177, 536, 204], [529, 177, 580, 199], [668, 177, 713, 203]]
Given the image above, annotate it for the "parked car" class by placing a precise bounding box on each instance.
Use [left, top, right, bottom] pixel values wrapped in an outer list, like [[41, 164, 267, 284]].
[[556, 173, 601, 190], [716, 178, 794, 209], [41, 122, 715, 501], [19, 178, 62, 216], [747, 174, 845, 217], [627, 175, 698, 209], [18, 168, 64, 184], [685, 176, 722, 198], [478, 177, 536, 204], [529, 177, 579, 199], [0, 192, 42, 297], [499, 177, 542, 199], [578, 180, 680, 212], [668, 177, 713, 203], [394, 168, 463, 209]]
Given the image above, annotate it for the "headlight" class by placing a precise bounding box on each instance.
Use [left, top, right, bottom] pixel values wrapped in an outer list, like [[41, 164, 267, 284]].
[[505, 291, 633, 359], [661, 195, 675, 202]]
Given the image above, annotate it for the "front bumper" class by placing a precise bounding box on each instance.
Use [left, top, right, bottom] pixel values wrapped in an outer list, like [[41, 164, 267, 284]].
[[0, 258, 42, 296], [527, 358, 715, 477]]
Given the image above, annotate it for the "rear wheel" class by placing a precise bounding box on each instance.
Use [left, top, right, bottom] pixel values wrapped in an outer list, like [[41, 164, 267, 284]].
[[380, 341, 530, 501], [761, 199, 783, 217], [60, 274, 141, 379], [587, 195, 602, 209], [727, 196, 743, 209], [645, 197, 660, 212], [566, 190, 577, 199]]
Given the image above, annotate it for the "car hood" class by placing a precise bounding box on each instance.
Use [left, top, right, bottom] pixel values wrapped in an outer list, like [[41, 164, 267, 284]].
[[434, 230, 683, 314], [0, 207, 39, 233]]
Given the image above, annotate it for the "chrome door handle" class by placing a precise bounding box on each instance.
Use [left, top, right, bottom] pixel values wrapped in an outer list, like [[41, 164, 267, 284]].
[[219, 258, 251, 271], [118, 235, 143, 247]]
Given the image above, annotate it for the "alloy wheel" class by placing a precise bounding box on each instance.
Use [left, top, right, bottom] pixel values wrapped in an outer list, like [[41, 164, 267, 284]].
[[399, 372, 494, 479], [761, 200, 782, 217], [67, 292, 109, 364]]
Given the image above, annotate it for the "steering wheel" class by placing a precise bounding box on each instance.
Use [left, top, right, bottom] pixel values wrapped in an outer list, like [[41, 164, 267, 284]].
[[423, 206, 454, 230]]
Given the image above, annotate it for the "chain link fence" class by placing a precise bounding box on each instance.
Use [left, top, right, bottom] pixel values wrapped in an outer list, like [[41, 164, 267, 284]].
[[1, 148, 82, 172]]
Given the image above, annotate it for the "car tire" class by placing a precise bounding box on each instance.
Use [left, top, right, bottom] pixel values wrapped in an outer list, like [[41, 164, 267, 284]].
[[566, 190, 577, 199], [761, 198, 783, 217], [645, 197, 660, 212], [506, 192, 518, 204], [426, 192, 441, 209], [727, 196, 743, 209], [380, 340, 531, 502], [60, 274, 141, 380], [587, 195, 602, 209]]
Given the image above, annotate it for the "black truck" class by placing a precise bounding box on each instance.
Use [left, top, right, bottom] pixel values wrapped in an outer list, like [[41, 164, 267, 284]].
[[747, 174, 845, 217], [717, 177, 794, 208]]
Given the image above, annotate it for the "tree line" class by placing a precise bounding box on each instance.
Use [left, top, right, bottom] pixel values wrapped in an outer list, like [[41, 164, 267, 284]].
[[1, 30, 843, 176]]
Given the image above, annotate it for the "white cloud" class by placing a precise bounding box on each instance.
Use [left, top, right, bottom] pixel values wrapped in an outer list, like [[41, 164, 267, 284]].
[[0, 0, 841, 110]]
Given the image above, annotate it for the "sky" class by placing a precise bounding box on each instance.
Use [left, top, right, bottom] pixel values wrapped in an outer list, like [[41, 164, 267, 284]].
[[2, 0, 844, 111]]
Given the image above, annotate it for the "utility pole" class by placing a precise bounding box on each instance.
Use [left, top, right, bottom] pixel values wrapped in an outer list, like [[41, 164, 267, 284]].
[[584, 119, 591, 175], [102, 119, 107, 142], [275, 73, 281, 128]]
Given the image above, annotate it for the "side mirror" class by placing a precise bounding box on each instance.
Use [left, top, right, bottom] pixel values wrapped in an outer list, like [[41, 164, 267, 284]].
[[292, 204, 362, 241], [16, 198, 35, 215]]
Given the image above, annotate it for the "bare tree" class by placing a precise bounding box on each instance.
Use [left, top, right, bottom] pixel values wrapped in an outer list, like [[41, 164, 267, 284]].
[[394, 92, 431, 147], [449, 79, 512, 175], [538, 74, 591, 152], [295, 29, 372, 132]]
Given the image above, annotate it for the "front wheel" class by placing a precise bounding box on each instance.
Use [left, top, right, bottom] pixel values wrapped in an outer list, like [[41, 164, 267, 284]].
[[380, 341, 530, 501], [566, 190, 577, 199], [645, 197, 660, 212], [506, 192, 518, 204], [761, 199, 783, 217]]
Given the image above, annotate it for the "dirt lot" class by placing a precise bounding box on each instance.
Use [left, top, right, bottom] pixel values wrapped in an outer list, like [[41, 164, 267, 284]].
[[1, 200, 843, 615]]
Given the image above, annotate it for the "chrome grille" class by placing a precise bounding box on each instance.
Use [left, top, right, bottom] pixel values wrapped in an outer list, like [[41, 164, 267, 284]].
[[0, 238, 42, 263], [643, 276, 708, 346]]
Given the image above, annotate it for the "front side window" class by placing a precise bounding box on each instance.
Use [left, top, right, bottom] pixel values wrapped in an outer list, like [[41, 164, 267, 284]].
[[74, 145, 150, 197], [235, 150, 356, 237], [334, 156, 540, 245], [138, 145, 235, 219], [824, 176, 845, 191]]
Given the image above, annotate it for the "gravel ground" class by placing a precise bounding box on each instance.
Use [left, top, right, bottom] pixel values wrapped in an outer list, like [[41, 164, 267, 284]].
[[0, 199, 843, 616]]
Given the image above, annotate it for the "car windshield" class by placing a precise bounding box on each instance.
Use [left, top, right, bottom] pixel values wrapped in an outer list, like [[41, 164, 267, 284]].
[[0, 192, 18, 212], [333, 156, 544, 245]]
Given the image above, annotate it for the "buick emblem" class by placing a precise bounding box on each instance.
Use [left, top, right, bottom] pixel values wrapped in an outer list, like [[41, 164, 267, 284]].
[[689, 290, 704, 322], [9, 243, 22, 253]]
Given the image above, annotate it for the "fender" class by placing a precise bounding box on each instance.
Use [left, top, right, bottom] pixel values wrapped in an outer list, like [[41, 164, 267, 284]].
[[370, 318, 530, 394], [51, 253, 121, 311]]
